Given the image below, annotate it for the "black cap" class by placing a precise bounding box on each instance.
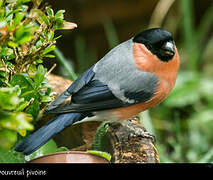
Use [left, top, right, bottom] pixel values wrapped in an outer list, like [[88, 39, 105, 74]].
[[133, 28, 176, 62]]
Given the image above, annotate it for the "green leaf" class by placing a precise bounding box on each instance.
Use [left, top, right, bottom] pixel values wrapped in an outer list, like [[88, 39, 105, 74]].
[[56, 147, 69, 152], [25, 139, 64, 161], [9, 72, 46, 119], [92, 122, 109, 151], [40, 83, 52, 89], [44, 54, 55, 58], [16, 100, 30, 112], [0, 47, 15, 60], [53, 10, 66, 30], [0, 0, 4, 9], [42, 45, 56, 55], [41, 95, 52, 102], [13, 12, 25, 26], [9, 75, 39, 118], [87, 150, 111, 162], [54, 18, 64, 30], [8, 41, 18, 48], [45, 87, 51, 96], [10, 74, 36, 99], [6, 8, 22, 19], [54, 35, 62, 40], [34, 64, 47, 87], [35, 39, 43, 48], [47, 30, 54, 41], [25, 99, 40, 119], [0, 148, 25, 163], [30, 9, 49, 25], [54, 10, 65, 20], [0, 111, 33, 136], [0, 129, 17, 150], [16, 0, 31, 6], [0, 86, 23, 110], [15, 25, 33, 44], [0, 70, 6, 78], [28, 64, 37, 78], [35, 59, 43, 64], [5, 61, 14, 68], [17, 34, 33, 44], [46, 7, 54, 17]]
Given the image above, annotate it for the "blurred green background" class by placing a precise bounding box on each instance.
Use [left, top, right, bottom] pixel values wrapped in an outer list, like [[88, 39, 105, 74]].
[[46, 0, 213, 162]]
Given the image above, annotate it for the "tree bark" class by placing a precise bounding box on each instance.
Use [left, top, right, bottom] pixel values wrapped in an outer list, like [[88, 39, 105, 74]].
[[43, 74, 159, 163], [103, 118, 159, 163]]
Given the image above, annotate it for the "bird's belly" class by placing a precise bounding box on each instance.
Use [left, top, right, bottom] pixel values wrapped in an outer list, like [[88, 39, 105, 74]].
[[107, 100, 159, 121], [108, 79, 173, 120]]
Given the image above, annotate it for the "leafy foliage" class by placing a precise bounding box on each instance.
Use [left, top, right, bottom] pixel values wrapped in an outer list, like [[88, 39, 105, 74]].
[[0, 139, 68, 163], [0, 148, 25, 163], [92, 122, 109, 151], [0, 86, 33, 149], [0, 0, 76, 154], [25, 139, 69, 161], [87, 150, 111, 162]]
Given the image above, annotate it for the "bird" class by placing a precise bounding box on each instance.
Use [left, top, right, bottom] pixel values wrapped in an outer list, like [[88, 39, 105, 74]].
[[15, 28, 179, 155]]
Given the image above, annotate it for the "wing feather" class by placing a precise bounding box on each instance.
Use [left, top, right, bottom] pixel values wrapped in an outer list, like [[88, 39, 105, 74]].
[[46, 39, 159, 114]]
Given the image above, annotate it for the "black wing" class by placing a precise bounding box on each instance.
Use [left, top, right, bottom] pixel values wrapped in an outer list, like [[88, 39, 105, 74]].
[[46, 79, 154, 114], [45, 65, 95, 112]]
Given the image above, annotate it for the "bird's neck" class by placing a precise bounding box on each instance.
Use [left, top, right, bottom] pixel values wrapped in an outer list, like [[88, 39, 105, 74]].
[[133, 43, 179, 90]]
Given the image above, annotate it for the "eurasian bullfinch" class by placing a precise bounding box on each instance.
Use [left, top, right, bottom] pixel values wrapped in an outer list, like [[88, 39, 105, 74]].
[[15, 28, 179, 155]]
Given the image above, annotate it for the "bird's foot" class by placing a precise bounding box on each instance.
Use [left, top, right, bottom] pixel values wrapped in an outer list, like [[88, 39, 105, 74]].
[[129, 129, 156, 143], [104, 121, 121, 128], [122, 119, 156, 143], [103, 118, 156, 143]]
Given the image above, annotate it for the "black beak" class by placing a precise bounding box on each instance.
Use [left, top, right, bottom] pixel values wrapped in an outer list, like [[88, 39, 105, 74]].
[[161, 41, 175, 56]]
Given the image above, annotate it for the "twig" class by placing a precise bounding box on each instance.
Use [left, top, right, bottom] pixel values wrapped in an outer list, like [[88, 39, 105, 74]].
[[27, 22, 46, 48], [23, 98, 35, 111], [148, 0, 175, 28], [46, 63, 57, 77], [0, 58, 9, 83], [13, 47, 19, 63], [15, 40, 56, 73]]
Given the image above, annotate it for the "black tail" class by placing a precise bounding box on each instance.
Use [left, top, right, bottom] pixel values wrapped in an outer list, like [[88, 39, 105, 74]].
[[15, 112, 86, 155]]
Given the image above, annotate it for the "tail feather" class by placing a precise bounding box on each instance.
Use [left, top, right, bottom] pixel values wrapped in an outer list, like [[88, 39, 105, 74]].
[[15, 113, 86, 155]]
